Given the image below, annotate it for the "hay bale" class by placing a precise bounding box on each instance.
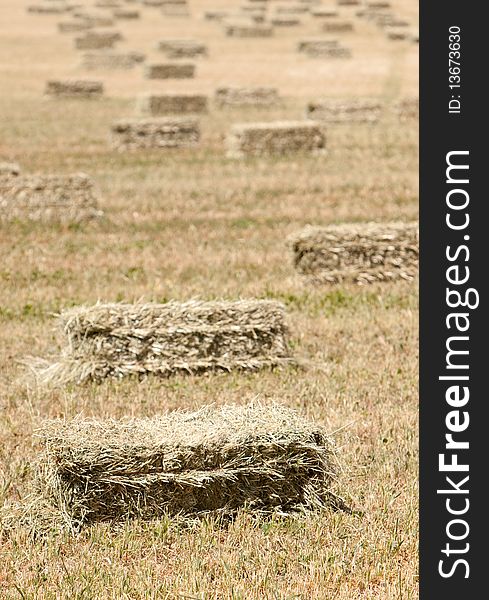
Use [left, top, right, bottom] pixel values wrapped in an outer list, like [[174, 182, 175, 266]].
[[386, 28, 410, 41], [34, 403, 337, 527], [321, 20, 354, 32], [215, 86, 280, 108], [392, 98, 418, 121], [145, 62, 195, 79], [311, 8, 339, 18], [111, 118, 200, 149], [113, 9, 140, 18], [0, 173, 102, 223], [81, 51, 145, 70], [58, 20, 93, 32], [157, 39, 208, 58], [270, 17, 301, 26], [225, 24, 273, 37], [336, 0, 360, 5], [306, 99, 382, 124], [227, 121, 325, 158], [0, 162, 21, 176], [274, 5, 310, 15], [74, 12, 114, 27], [138, 93, 208, 116], [366, 1, 391, 7], [30, 300, 291, 384], [45, 80, 104, 98], [288, 222, 419, 284], [94, 0, 120, 7], [75, 30, 122, 50], [204, 10, 227, 21], [28, 4, 70, 14], [298, 38, 338, 52]]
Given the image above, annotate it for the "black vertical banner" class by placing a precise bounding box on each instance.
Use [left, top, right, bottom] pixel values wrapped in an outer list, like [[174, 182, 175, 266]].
[[420, 1, 486, 597]]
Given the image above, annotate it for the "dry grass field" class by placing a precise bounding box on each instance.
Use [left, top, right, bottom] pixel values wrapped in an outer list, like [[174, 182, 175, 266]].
[[0, 0, 418, 598]]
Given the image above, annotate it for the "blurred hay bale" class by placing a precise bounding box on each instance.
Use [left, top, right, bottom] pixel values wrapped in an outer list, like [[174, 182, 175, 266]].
[[366, 1, 391, 7], [311, 8, 339, 18], [274, 5, 310, 15], [298, 39, 351, 58], [215, 86, 280, 108], [204, 10, 228, 21], [227, 121, 325, 158], [0, 173, 102, 224], [270, 17, 301, 26], [58, 20, 93, 32], [336, 0, 360, 5], [142, 0, 165, 5], [28, 4, 71, 14], [33, 403, 338, 527], [225, 24, 273, 37], [95, 0, 120, 7], [111, 118, 200, 149], [81, 51, 145, 70], [138, 93, 208, 116], [386, 28, 410, 41], [73, 11, 115, 27], [113, 9, 140, 18], [321, 20, 354, 32], [288, 222, 419, 284], [0, 162, 21, 176], [307, 99, 382, 124], [145, 62, 195, 79], [45, 79, 104, 98], [75, 30, 122, 50], [157, 39, 208, 58], [29, 300, 292, 385]]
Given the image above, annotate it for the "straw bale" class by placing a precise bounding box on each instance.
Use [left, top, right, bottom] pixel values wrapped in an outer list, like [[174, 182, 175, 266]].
[[32, 403, 338, 527], [298, 38, 339, 52], [74, 12, 114, 26], [28, 4, 71, 14], [215, 86, 280, 108], [0, 173, 102, 223], [307, 99, 382, 124], [58, 20, 93, 32], [311, 8, 339, 18], [336, 0, 360, 4], [0, 162, 21, 176], [157, 39, 208, 58], [204, 10, 228, 20], [95, 0, 120, 7], [145, 62, 195, 79], [138, 93, 208, 116], [386, 28, 410, 41], [45, 79, 104, 98], [225, 24, 273, 37], [275, 5, 310, 15], [81, 51, 145, 70], [392, 98, 418, 121], [75, 30, 122, 50], [321, 20, 354, 32], [111, 118, 199, 150], [226, 121, 325, 158], [30, 300, 291, 385], [366, 1, 391, 7], [270, 17, 301, 26], [113, 9, 140, 18], [288, 222, 419, 284], [142, 0, 165, 5]]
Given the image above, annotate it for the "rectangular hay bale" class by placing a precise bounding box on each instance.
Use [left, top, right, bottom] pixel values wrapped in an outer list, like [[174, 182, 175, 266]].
[[321, 20, 354, 32], [288, 222, 419, 284], [35, 403, 337, 526], [306, 99, 382, 124], [111, 118, 199, 150], [157, 39, 208, 58], [80, 51, 145, 70], [75, 30, 121, 50], [226, 121, 325, 158], [145, 62, 195, 79], [225, 24, 273, 37], [215, 86, 280, 107], [31, 300, 292, 384], [138, 93, 208, 116], [0, 173, 101, 223], [45, 79, 104, 98]]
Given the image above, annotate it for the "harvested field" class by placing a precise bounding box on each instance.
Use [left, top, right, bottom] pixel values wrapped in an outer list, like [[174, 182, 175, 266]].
[[289, 222, 419, 284], [45, 79, 104, 98], [30, 403, 338, 528], [145, 62, 195, 78], [111, 117, 200, 149], [0, 0, 419, 596], [0, 173, 101, 223], [307, 99, 383, 123], [227, 121, 326, 158], [215, 85, 280, 107], [29, 300, 292, 385], [80, 50, 145, 69], [138, 93, 208, 115]]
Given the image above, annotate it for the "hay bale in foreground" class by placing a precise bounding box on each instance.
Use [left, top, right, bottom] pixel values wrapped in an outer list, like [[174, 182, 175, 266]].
[[288, 222, 419, 284], [35, 403, 338, 526], [215, 86, 280, 108], [157, 39, 208, 58], [138, 93, 208, 116], [111, 118, 200, 149], [0, 173, 102, 223], [307, 99, 382, 124], [145, 63, 195, 79], [30, 300, 292, 385], [0, 162, 21, 176], [227, 121, 326, 158], [81, 51, 145, 70], [45, 80, 104, 98]]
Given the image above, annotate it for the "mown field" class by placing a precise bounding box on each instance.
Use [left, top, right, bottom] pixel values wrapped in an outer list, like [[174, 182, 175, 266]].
[[0, 0, 418, 598]]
